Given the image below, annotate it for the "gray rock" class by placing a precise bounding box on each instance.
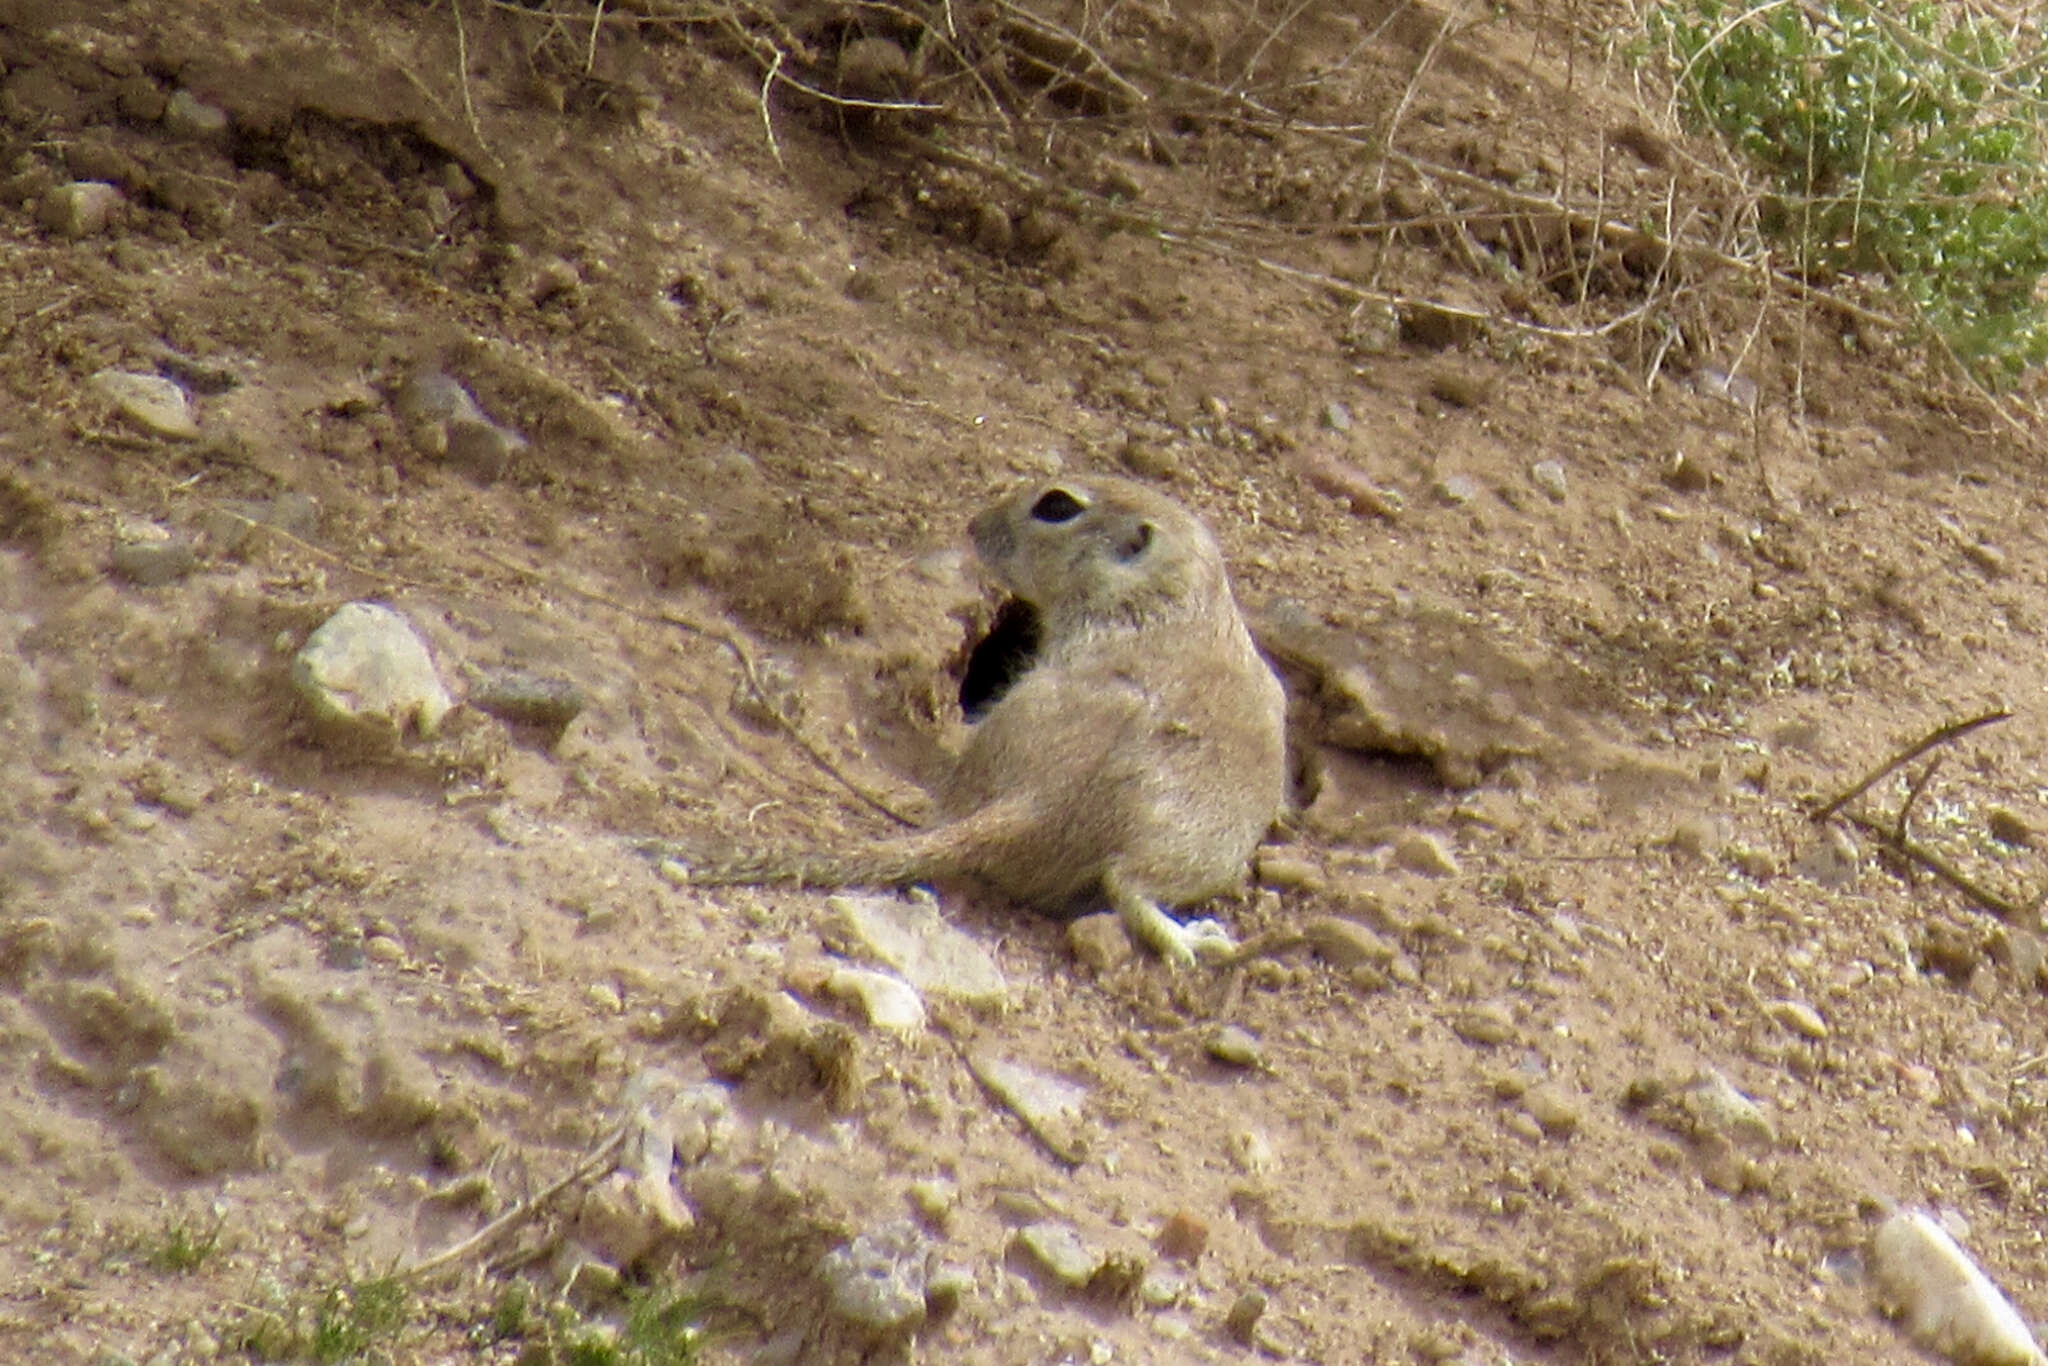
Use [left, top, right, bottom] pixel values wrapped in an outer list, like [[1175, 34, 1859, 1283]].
[[38, 180, 123, 238], [163, 89, 229, 139], [819, 1219, 930, 1337], [468, 669, 587, 734], [110, 524, 198, 585], [1433, 472, 1481, 505], [1016, 1221, 1098, 1287], [1683, 1067, 1775, 1148], [1530, 459, 1569, 502], [1320, 401, 1353, 432], [92, 370, 198, 440], [828, 893, 1007, 1005], [394, 368, 526, 483], [292, 602, 455, 741]]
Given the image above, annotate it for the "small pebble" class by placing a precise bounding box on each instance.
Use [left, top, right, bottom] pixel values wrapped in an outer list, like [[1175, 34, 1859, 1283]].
[[1300, 916, 1397, 969], [1394, 831, 1459, 877], [1428, 370, 1494, 408], [825, 967, 926, 1034], [1522, 1083, 1582, 1137], [37, 180, 124, 238], [1433, 473, 1481, 505], [1155, 1210, 1208, 1262], [1664, 451, 1712, 492], [1204, 1024, 1263, 1069], [1223, 1288, 1268, 1344], [819, 1220, 930, 1337], [1764, 998, 1828, 1041], [163, 89, 229, 139], [469, 670, 587, 734], [1452, 1001, 1517, 1047], [92, 370, 199, 440], [110, 530, 198, 586], [1964, 542, 2010, 578], [1321, 401, 1353, 431], [1016, 1221, 1098, 1288], [1530, 459, 1569, 502]]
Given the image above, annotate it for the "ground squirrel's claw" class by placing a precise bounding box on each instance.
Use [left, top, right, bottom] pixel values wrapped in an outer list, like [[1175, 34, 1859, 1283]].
[[1119, 898, 1235, 969], [1180, 917, 1239, 964]]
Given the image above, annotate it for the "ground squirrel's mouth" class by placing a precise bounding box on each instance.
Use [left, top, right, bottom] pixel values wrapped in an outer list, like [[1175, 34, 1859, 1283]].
[[956, 595, 1041, 721]]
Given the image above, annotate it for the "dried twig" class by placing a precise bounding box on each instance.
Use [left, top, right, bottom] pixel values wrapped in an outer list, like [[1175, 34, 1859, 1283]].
[[1840, 810, 2039, 927], [1808, 709, 2011, 824], [407, 1127, 628, 1280]]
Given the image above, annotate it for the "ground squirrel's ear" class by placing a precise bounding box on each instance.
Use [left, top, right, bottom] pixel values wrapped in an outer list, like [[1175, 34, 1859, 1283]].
[[1115, 521, 1154, 562], [1029, 488, 1086, 523]]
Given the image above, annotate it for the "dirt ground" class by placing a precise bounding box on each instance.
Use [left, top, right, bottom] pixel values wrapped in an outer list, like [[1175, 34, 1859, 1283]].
[[7, 0, 2048, 1362]]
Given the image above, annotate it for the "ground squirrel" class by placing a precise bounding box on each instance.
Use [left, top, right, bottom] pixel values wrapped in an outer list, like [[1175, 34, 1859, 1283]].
[[657, 475, 1288, 966]]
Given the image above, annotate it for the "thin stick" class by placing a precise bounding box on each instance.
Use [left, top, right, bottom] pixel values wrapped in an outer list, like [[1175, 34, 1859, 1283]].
[[407, 1127, 627, 1280], [1894, 755, 1943, 847], [1841, 810, 2039, 927], [1808, 709, 2011, 823], [757, 47, 786, 168]]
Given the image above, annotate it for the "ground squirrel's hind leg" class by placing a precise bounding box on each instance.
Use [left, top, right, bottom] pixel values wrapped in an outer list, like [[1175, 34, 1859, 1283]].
[[1101, 867, 1238, 970]]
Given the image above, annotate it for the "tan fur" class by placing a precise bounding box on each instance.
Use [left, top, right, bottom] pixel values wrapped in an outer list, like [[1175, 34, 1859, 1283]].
[[668, 475, 1288, 965]]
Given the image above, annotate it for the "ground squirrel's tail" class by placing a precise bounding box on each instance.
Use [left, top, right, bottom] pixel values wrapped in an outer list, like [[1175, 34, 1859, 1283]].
[[636, 830, 951, 894]]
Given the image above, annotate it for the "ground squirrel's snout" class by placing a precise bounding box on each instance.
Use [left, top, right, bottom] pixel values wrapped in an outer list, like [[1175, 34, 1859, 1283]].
[[968, 500, 1013, 570]]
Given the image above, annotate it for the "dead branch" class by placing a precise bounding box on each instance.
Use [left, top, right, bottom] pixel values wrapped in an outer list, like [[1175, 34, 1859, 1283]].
[[407, 1126, 627, 1280], [1841, 810, 2039, 928], [1808, 709, 2011, 823]]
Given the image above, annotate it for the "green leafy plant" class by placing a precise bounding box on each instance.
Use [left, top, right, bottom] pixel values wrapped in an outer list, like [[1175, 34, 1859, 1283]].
[[1646, 0, 2048, 383], [144, 1215, 224, 1273], [222, 1274, 412, 1363]]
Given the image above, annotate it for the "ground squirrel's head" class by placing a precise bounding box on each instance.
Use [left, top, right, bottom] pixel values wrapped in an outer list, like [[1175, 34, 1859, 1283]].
[[968, 475, 1229, 629]]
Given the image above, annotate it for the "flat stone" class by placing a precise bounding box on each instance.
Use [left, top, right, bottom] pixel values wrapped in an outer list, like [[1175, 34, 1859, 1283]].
[[110, 525, 198, 585], [819, 1219, 930, 1337], [92, 370, 198, 440], [829, 893, 1007, 1005], [967, 1050, 1089, 1163], [292, 601, 455, 741], [1016, 1221, 1098, 1288]]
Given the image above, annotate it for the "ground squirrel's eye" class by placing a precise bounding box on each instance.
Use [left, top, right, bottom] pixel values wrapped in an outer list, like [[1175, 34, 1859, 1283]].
[[1115, 522, 1154, 561], [1029, 488, 1086, 523]]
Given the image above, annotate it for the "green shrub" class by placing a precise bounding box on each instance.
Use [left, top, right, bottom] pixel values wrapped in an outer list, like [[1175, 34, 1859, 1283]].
[[1646, 0, 2048, 383]]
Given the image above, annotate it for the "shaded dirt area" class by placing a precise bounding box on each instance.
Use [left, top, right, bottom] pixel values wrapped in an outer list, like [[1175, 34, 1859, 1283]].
[[6, 0, 2048, 1361]]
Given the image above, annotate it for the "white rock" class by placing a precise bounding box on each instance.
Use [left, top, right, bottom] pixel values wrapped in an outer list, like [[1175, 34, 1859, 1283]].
[[1872, 1209, 2045, 1366], [92, 369, 198, 440], [825, 967, 926, 1034], [819, 1219, 930, 1336], [292, 602, 454, 740], [829, 893, 1006, 1005]]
